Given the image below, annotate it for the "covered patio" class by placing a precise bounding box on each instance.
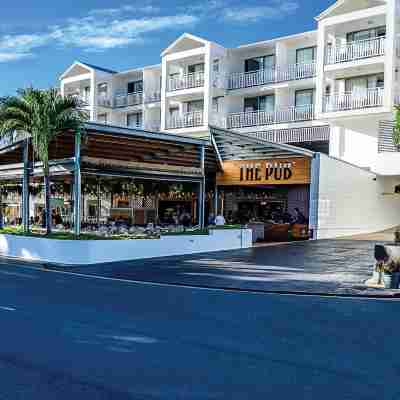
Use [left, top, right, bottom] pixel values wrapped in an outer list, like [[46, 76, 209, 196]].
[[0, 123, 217, 238]]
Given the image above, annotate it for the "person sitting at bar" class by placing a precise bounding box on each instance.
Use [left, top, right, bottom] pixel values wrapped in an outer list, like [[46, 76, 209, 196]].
[[215, 213, 226, 226], [180, 209, 191, 228], [293, 208, 307, 224]]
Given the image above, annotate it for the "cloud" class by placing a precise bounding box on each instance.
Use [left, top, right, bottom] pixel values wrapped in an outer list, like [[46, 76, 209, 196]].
[[0, 0, 299, 62], [222, 1, 299, 22], [0, 33, 53, 62], [53, 14, 197, 52]]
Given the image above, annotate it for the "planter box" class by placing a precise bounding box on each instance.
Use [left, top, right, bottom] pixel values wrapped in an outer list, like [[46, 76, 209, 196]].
[[0, 228, 252, 266]]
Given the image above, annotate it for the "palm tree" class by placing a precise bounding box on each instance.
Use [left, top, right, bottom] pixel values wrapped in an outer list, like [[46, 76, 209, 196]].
[[0, 88, 87, 235]]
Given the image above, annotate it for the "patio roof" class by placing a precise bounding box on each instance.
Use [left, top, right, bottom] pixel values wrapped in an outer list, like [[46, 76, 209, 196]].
[[210, 126, 315, 163]]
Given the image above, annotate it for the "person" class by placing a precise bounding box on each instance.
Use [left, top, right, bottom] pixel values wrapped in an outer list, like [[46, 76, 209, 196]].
[[293, 208, 307, 224], [215, 213, 226, 226], [207, 213, 215, 226], [180, 210, 191, 227]]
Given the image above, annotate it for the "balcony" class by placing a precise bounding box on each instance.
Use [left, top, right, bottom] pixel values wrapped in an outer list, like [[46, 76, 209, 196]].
[[227, 104, 315, 129], [143, 91, 161, 104], [323, 87, 384, 113], [114, 92, 143, 108], [167, 111, 204, 129], [325, 37, 385, 65], [167, 72, 205, 92], [228, 62, 316, 90]]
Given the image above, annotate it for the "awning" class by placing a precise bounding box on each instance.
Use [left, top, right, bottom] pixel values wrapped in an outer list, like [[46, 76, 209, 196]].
[[210, 126, 315, 165]]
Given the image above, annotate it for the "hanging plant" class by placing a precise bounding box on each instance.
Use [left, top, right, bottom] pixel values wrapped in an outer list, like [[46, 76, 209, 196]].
[[394, 105, 400, 146]]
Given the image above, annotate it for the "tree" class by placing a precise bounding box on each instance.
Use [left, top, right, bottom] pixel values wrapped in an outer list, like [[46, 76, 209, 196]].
[[0, 88, 86, 234], [394, 105, 400, 146]]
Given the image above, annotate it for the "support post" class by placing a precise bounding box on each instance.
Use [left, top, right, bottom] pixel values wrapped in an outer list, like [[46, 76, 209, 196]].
[[22, 139, 30, 232], [74, 130, 81, 236], [96, 179, 101, 228], [199, 145, 206, 229], [214, 185, 218, 216]]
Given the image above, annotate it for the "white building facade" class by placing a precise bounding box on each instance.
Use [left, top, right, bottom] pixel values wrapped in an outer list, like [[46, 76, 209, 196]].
[[59, 0, 400, 238]]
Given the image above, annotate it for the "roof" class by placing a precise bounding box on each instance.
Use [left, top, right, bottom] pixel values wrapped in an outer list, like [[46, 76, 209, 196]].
[[78, 62, 118, 74], [315, 0, 386, 21], [84, 122, 208, 147], [161, 33, 209, 57], [210, 126, 315, 162]]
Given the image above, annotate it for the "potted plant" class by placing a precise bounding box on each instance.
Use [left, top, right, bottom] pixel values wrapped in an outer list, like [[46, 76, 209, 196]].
[[381, 261, 400, 289]]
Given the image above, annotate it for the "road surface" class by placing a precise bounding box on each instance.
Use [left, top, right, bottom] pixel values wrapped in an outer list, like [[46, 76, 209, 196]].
[[0, 261, 398, 399]]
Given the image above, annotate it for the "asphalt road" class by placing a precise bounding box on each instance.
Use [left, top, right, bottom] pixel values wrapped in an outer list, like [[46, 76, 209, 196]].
[[0, 260, 399, 399], [57, 240, 382, 296]]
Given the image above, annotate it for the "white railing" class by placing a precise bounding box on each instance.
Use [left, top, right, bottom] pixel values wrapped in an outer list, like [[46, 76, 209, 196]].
[[325, 37, 385, 64], [167, 111, 204, 129], [114, 92, 143, 108], [97, 97, 113, 108], [228, 62, 316, 90], [127, 123, 143, 130], [167, 72, 205, 91], [323, 87, 384, 112], [227, 105, 314, 129], [143, 91, 161, 103]]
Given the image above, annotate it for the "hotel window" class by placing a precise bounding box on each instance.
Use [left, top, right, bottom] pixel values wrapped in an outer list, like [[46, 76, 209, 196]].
[[169, 107, 179, 118], [244, 95, 275, 112], [213, 59, 220, 72], [97, 113, 108, 124], [186, 100, 204, 113], [212, 97, 223, 113], [83, 86, 91, 102], [188, 63, 205, 74], [127, 112, 143, 128], [245, 55, 275, 72], [295, 89, 314, 107], [97, 83, 108, 98], [345, 73, 384, 93], [346, 26, 386, 42], [296, 47, 316, 64], [127, 80, 143, 94]]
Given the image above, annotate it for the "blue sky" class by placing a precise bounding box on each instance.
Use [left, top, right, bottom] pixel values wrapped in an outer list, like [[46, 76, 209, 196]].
[[0, 0, 332, 96]]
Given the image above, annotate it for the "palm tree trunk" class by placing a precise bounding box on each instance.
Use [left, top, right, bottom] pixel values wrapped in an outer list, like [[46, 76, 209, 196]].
[[44, 174, 51, 235]]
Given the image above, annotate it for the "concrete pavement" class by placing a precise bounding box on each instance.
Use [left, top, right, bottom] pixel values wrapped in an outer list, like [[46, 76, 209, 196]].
[[0, 260, 399, 399]]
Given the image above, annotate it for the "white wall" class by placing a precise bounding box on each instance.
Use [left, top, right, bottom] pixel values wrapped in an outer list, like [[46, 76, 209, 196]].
[[316, 153, 400, 238], [0, 229, 252, 265]]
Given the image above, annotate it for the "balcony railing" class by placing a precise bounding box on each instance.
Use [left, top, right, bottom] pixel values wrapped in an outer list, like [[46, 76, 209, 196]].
[[97, 96, 113, 108], [325, 37, 385, 65], [228, 62, 316, 90], [143, 91, 161, 103], [114, 92, 143, 108], [167, 72, 205, 92], [167, 111, 204, 129], [227, 105, 314, 129], [323, 87, 384, 112]]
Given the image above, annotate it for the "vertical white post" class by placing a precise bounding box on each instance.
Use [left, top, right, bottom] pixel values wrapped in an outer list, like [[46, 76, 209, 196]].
[[161, 57, 168, 131], [74, 130, 81, 236], [22, 139, 30, 232]]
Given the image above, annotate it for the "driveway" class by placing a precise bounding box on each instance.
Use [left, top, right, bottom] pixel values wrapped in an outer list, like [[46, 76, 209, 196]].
[[54, 240, 396, 297]]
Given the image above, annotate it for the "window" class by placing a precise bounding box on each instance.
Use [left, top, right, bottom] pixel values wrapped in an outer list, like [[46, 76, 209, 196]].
[[347, 26, 386, 42], [244, 95, 275, 112], [97, 113, 107, 124], [295, 89, 314, 107], [186, 100, 204, 113], [213, 60, 220, 72], [83, 86, 91, 102], [296, 47, 316, 64], [169, 107, 179, 118], [127, 80, 143, 94], [345, 73, 384, 92], [127, 113, 143, 128], [212, 97, 223, 112], [245, 55, 275, 72], [97, 83, 108, 98], [188, 63, 205, 74]]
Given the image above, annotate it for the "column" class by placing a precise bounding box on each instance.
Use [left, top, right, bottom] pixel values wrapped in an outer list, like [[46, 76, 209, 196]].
[[22, 139, 30, 232], [74, 130, 81, 236], [199, 145, 206, 228]]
